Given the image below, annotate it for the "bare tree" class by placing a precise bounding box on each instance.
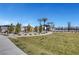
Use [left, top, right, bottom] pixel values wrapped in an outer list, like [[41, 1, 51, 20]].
[[47, 22, 55, 31]]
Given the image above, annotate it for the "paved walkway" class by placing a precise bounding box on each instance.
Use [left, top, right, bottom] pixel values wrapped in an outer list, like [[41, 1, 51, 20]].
[[0, 35, 26, 55]]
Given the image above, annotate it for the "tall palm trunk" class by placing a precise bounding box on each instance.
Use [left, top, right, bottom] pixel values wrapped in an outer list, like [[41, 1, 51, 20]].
[[42, 18, 48, 31]]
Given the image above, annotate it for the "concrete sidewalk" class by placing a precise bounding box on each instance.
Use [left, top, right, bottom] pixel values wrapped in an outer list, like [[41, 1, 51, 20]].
[[0, 35, 26, 55]]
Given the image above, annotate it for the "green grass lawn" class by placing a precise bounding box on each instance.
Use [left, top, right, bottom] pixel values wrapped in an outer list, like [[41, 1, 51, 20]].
[[10, 32, 79, 55]]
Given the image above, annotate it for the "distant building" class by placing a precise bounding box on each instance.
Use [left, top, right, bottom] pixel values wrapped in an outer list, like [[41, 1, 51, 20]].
[[0, 25, 10, 33], [54, 26, 79, 32]]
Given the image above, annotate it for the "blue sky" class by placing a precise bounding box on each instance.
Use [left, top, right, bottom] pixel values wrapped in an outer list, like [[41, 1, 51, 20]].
[[0, 3, 79, 27]]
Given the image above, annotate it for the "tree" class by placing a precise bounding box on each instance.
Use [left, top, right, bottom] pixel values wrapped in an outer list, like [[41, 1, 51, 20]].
[[38, 18, 44, 33], [8, 23, 14, 33], [39, 25, 43, 33], [27, 24, 32, 32], [34, 26, 39, 32], [42, 18, 48, 31], [67, 22, 71, 32], [48, 22, 54, 27], [42, 18, 48, 26], [47, 22, 55, 31], [38, 19, 42, 26], [15, 23, 21, 34]]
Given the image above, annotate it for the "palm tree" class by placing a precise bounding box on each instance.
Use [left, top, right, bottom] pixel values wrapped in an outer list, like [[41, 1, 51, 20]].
[[38, 19, 42, 26], [39, 25, 43, 33], [42, 18, 48, 26], [38, 19, 43, 33], [42, 18, 48, 31]]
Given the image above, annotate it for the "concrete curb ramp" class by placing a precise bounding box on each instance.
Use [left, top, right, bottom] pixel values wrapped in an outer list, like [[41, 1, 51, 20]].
[[0, 35, 26, 55]]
